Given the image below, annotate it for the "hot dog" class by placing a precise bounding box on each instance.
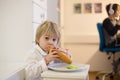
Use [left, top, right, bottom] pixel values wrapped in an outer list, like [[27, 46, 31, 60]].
[[48, 46, 72, 64]]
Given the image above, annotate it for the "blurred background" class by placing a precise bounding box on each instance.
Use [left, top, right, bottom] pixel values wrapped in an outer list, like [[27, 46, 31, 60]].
[[0, 0, 120, 79]]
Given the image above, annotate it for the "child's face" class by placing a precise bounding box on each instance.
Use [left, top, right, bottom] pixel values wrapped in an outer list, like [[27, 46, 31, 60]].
[[38, 34, 58, 52]]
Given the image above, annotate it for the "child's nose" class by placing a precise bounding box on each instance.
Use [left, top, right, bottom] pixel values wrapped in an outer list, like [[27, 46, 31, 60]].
[[49, 40, 54, 44]]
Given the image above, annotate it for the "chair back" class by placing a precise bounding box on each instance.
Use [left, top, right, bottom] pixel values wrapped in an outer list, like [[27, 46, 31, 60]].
[[97, 23, 105, 51]]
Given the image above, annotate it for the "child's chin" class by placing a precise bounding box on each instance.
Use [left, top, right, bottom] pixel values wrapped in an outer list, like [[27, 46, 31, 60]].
[[43, 49, 47, 52]]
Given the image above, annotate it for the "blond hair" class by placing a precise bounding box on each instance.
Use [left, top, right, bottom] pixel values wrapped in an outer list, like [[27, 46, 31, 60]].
[[35, 20, 61, 45]]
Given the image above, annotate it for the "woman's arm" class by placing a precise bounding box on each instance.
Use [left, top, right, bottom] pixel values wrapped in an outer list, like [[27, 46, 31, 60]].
[[103, 18, 118, 36]]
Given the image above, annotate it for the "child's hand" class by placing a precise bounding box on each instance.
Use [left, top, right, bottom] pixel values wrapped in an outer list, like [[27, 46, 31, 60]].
[[45, 48, 59, 65]]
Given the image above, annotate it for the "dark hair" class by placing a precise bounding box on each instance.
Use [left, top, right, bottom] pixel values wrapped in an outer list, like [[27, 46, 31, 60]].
[[106, 3, 119, 15]]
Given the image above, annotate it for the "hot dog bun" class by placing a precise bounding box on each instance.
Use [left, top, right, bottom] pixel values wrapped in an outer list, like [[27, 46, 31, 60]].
[[48, 46, 72, 64]]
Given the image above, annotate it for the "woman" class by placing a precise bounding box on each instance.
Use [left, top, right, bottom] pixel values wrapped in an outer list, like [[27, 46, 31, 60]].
[[103, 3, 120, 47]]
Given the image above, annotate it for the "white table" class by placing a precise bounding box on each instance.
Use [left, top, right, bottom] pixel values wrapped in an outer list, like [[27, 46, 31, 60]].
[[41, 64, 90, 80]]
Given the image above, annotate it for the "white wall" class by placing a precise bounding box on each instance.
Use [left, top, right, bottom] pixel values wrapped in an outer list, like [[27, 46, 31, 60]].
[[0, 0, 59, 79], [0, 0, 33, 79], [0, 0, 33, 63], [47, 0, 59, 24]]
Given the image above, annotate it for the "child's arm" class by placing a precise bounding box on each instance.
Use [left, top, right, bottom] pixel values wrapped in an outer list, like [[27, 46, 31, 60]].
[[25, 52, 47, 80], [45, 48, 59, 65]]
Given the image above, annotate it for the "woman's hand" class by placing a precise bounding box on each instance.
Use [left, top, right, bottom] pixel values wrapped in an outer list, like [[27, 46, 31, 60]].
[[116, 20, 120, 25], [115, 16, 120, 25]]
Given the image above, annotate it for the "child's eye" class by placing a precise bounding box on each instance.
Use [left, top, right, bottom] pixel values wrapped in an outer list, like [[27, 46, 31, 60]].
[[53, 38, 57, 41], [45, 37, 49, 40]]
